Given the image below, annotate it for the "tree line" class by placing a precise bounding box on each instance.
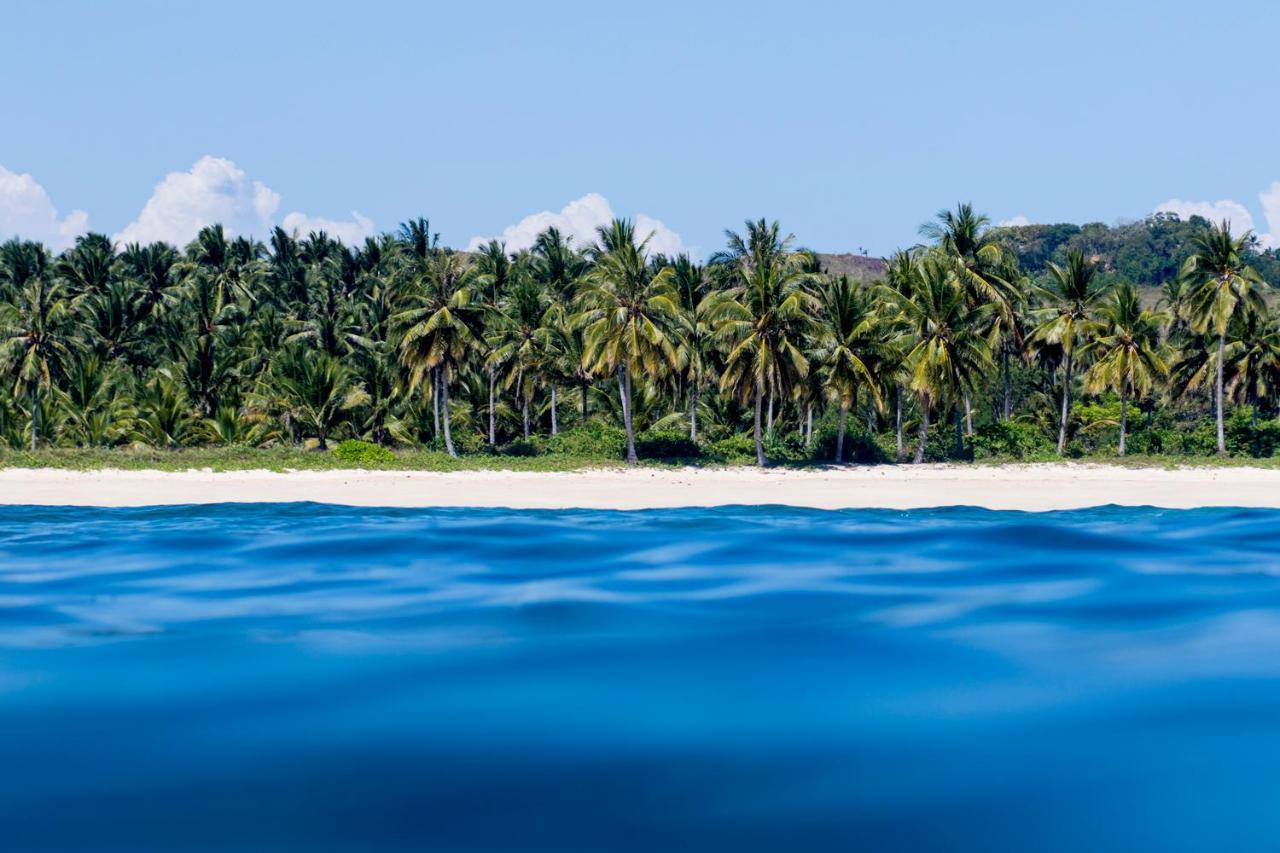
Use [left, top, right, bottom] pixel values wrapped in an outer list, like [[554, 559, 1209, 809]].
[[0, 205, 1275, 464]]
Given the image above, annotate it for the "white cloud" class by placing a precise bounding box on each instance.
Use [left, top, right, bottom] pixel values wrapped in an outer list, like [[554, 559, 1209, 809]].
[[999, 215, 1031, 227], [467, 192, 688, 257], [280, 210, 376, 245], [0, 165, 89, 250], [1258, 182, 1280, 250], [113, 156, 374, 248], [113, 156, 280, 247], [1151, 197, 1257, 237]]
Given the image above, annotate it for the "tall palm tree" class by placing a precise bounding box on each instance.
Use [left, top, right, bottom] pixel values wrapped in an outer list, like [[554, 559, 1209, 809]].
[[668, 255, 714, 441], [1181, 220, 1267, 453], [0, 272, 73, 450], [393, 249, 484, 457], [709, 219, 817, 466], [1083, 282, 1168, 455], [1031, 249, 1107, 454], [474, 240, 515, 445], [488, 275, 549, 439], [812, 276, 887, 462], [891, 255, 992, 463], [576, 219, 678, 463], [922, 203, 1022, 432]]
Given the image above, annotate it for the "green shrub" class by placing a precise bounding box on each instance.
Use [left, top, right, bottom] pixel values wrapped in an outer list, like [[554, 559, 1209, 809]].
[[545, 423, 626, 457], [1227, 410, 1280, 458], [972, 421, 1053, 460], [636, 428, 701, 459], [333, 439, 396, 466], [810, 422, 885, 464], [705, 433, 756, 462], [500, 438, 543, 457]]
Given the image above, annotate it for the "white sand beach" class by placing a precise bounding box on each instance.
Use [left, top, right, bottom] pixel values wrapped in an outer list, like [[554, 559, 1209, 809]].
[[0, 464, 1277, 510]]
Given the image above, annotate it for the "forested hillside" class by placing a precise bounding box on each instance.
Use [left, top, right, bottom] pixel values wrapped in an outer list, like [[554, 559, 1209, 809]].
[[991, 213, 1280, 287]]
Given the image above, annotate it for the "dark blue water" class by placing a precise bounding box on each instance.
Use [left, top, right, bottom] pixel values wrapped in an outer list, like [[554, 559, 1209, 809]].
[[2, 504, 1280, 851]]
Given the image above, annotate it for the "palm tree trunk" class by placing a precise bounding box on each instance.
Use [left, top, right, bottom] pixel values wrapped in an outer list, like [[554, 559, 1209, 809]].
[[30, 384, 38, 452], [954, 404, 964, 456], [766, 391, 774, 436], [689, 380, 698, 441], [550, 385, 558, 436], [866, 400, 875, 433], [914, 391, 930, 464], [522, 396, 530, 439], [487, 367, 496, 446], [1057, 354, 1072, 455], [441, 369, 456, 458], [754, 380, 766, 466], [1216, 331, 1226, 454], [431, 367, 440, 438], [836, 402, 847, 463], [581, 378, 590, 426], [1002, 346, 1012, 420], [1119, 379, 1128, 457], [895, 385, 904, 462], [619, 365, 637, 464], [805, 403, 813, 447], [964, 392, 973, 437]]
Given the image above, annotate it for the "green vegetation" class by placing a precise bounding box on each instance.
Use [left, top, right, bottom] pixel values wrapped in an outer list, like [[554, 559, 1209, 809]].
[[1, 206, 1279, 470]]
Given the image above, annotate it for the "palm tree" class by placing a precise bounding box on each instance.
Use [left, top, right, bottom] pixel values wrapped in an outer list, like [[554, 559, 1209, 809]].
[[263, 348, 367, 449], [392, 249, 484, 457], [1031, 249, 1107, 454], [709, 219, 817, 466], [922, 203, 1022, 432], [474, 239, 515, 445], [1181, 220, 1267, 453], [1083, 283, 1168, 455], [488, 275, 549, 439], [0, 272, 73, 450], [669, 255, 714, 441], [812, 276, 887, 462], [576, 219, 678, 463], [892, 255, 993, 463], [58, 353, 136, 447]]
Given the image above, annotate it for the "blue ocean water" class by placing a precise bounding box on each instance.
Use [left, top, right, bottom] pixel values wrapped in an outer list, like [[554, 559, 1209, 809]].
[[2, 504, 1280, 851]]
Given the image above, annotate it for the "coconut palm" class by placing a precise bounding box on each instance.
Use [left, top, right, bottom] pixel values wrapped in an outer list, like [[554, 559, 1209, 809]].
[[1181, 220, 1267, 453], [474, 240, 516, 444], [812, 276, 888, 462], [263, 347, 368, 449], [668, 255, 715, 440], [392, 249, 484, 457], [708, 220, 818, 466], [892, 255, 993, 463], [0, 272, 73, 450], [1031, 249, 1108, 454], [488, 275, 549, 439], [576, 219, 678, 463], [1082, 283, 1169, 455]]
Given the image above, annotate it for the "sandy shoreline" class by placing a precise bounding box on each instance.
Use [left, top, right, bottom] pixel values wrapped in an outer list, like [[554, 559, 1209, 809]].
[[0, 464, 1277, 510]]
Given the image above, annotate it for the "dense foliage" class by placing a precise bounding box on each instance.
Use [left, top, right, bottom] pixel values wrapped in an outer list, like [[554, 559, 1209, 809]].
[[2, 206, 1277, 465]]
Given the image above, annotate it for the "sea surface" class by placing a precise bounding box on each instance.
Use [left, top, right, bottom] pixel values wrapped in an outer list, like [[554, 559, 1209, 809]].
[[2, 504, 1280, 851]]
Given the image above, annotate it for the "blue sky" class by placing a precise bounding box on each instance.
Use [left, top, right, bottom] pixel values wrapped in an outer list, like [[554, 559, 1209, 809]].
[[1, 0, 1277, 256]]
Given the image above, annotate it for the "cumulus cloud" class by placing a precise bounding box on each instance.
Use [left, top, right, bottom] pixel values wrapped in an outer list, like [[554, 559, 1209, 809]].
[[1259, 182, 1280, 250], [113, 156, 375, 247], [0, 165, 89, 250], [467, 192, 688, 257], [998, 215, 1031, 228], [280, 210, 376, 245], [113, 156, 279, 247], [1151, 196, 1258, 239]]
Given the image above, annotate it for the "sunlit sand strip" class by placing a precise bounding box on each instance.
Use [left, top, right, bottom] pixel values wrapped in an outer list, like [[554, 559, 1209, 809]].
[[1, 464, 1278, 510]]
